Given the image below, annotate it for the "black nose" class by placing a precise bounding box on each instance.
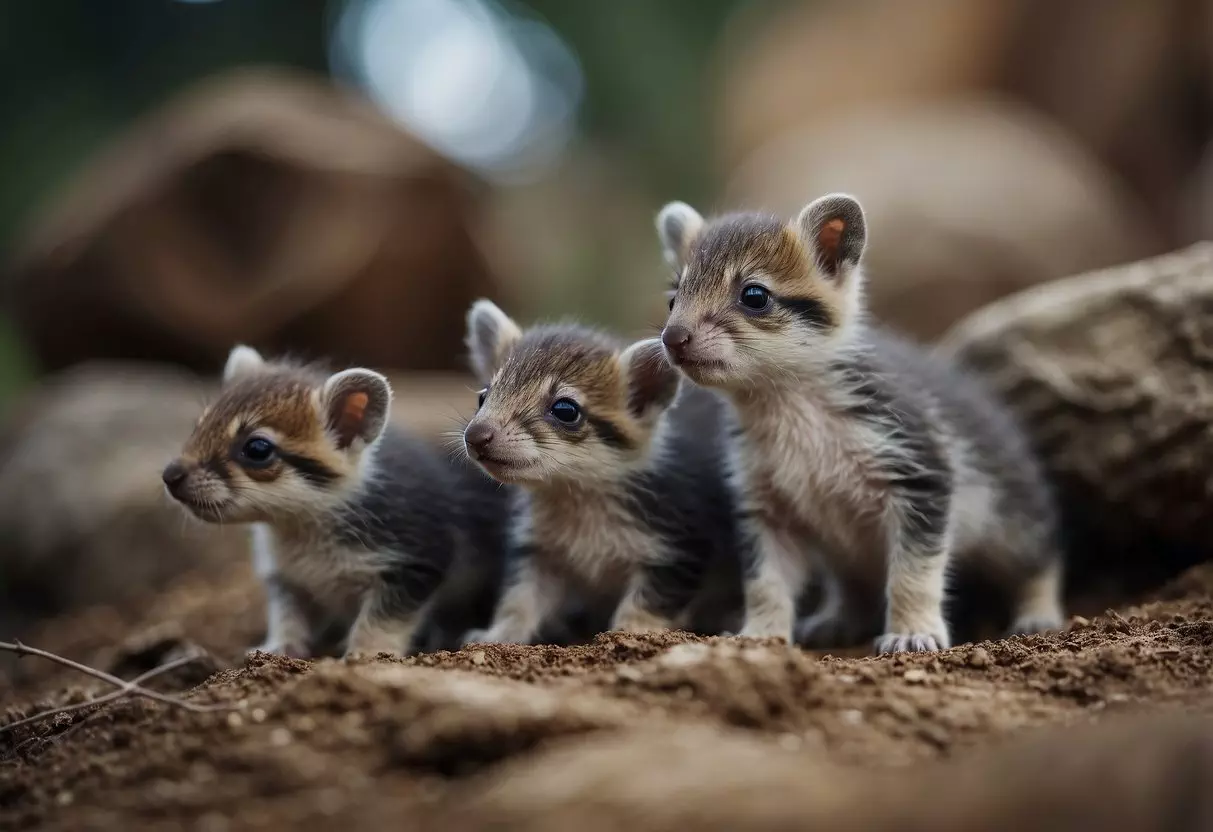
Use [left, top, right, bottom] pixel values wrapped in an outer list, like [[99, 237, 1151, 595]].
[[162, 460, 188, 493], [662, 324, 693, 357], [465, 422, 496, 453]]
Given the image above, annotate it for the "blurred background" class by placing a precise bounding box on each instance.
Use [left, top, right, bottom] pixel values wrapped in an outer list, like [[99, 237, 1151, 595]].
[[0, 0, 1210, 639]]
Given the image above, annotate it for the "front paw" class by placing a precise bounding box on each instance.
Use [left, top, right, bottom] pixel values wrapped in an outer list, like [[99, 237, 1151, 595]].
[[874, 631, 949, 655], [737, 624, 792, 642], [344, 636, 407, 659], [248, 639, 310, 660], [460, 628, 497, 647]]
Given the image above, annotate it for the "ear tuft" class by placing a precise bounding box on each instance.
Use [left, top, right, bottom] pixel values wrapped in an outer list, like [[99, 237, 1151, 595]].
[[465, 299, 522, 384], [620, 338, 681, 419], [321, 369, 392, 450], [655, 201, 705, 272], [795, 193, 867, 281], [223, 345, 266, 383]]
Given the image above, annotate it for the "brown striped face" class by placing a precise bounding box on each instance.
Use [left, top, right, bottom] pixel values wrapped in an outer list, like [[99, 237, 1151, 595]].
[[462, 300, 679, 486], [162, 346, 391, 524], [655, 193, 868, 389]]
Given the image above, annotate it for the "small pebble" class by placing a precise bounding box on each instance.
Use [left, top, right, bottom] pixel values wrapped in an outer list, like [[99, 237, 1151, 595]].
[[840, 709, 864, 725], [270, 727, 292, 747], [903, 669, 927, 683], [250, 708, 267, 723], [469, 650, 487, 666], [226, 712, 244, 729], [967, 647, 992, 669], [55, 792, 74, 807]]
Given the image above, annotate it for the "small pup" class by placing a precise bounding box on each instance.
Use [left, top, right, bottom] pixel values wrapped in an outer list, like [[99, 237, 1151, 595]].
[[459, 300, 742, 645], [655, 193, 1065, 653], [163, 346, 506, 658]]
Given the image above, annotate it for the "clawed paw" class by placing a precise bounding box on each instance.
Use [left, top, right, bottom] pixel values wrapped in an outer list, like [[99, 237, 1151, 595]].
[[874, 632, 947, 655], [460, 628, 495, 647]]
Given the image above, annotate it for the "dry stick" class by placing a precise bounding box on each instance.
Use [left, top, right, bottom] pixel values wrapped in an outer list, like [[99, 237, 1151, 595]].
[[0, 640, 237, 724], [1, 653, 206, 736]]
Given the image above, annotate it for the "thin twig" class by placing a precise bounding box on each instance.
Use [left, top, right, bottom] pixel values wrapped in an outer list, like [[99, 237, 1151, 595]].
[[1, 640, 236, 719], [1, 653, 205, 735]]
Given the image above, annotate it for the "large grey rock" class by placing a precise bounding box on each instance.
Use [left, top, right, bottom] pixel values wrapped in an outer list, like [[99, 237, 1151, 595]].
[[939, 243, 1213, 592]]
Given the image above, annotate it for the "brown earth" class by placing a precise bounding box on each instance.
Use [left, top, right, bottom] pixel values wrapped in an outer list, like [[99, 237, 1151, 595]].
[[2, 555, 1213, 831]]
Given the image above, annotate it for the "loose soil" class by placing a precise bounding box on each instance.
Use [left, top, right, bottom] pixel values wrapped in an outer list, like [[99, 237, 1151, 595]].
[[2, 559, 1213, 831]]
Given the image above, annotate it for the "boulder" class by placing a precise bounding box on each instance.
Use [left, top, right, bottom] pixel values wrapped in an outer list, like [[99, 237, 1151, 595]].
[[940, 243, 1213, 594]]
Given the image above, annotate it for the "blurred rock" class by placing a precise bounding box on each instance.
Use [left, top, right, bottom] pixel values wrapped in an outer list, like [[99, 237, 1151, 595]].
[[715, 0, 1010, 170], [994, 0, 1213, 239], [726, 98, 1156, 341], [3, 67, 500, 377], [715, 0, 1211, 252], [940, 243, 1213, 597], [0, 362, 240, 638]]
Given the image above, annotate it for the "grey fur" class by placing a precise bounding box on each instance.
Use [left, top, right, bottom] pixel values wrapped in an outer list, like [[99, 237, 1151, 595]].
[[657, 197, 1065, 654], [255, 426, 513, 657], [467, 378, 745, 645], [731, 324, 1066, 652]]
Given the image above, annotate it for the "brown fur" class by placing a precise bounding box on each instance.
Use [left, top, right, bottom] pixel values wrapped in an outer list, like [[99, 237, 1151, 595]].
[[173, 363, 357, 519]]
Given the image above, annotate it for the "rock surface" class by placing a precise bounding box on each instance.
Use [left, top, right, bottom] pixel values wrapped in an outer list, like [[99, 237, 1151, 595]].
[[940, 242, 1213, 593]]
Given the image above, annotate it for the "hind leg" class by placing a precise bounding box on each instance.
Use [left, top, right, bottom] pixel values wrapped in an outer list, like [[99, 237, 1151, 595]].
[[1007, 559, 1065, 636]]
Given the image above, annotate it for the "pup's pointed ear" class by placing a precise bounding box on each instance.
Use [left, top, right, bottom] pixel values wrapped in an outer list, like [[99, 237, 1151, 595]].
[[223, 345, 266, 384], [795, 193, 867, 283], [656, 201, 705, 272], [321, 369, 392, 450], [620, 338, 681, 419], [466, 299, 522, 384]]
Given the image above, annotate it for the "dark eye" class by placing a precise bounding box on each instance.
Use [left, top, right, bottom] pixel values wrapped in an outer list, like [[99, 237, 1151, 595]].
[[667, 293, 676, 311], [477, 387, 488, 408], [549, 398, 582, 425], [740, 284, 770, 310], [240, 436, 276, 466]]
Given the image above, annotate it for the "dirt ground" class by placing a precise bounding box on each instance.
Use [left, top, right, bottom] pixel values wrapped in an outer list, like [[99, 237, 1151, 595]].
[[2, 557, 1213, 832]]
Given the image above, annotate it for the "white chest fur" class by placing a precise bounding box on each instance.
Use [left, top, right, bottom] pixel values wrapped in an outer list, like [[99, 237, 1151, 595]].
[[734, 386, 892, 561], [250, 522, 384, 616], [523, 489, 665, 591]]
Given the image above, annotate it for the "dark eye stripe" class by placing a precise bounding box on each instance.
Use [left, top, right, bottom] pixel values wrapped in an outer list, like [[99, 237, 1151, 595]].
[[277, 449, 340, 486], [777, 296, 832, 329], [586, 414, 633, 450]]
